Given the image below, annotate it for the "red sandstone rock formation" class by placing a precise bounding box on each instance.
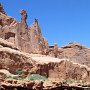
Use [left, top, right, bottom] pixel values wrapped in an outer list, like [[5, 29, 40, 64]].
[[0, 3, 90, 90], [0, 4, 48, 54], [0, 3, 17, 27], [0, 3, 6, 15], [28, 19, 48, 54], [29, 54, 90, 82], [57, 42, 90, 67], [20, 9, 28, 29]]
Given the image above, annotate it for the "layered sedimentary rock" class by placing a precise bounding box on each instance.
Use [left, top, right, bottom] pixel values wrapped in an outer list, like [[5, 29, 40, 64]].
[[30, 54, 90, 82], [57, 42, 90, 67], [0, 38, 36, 75], [0, 79, 43, 90], [0, 4, 17, 27], [0, 39, 90, 89], [1, 3, 90, 90], [48, 42, 90, 68]]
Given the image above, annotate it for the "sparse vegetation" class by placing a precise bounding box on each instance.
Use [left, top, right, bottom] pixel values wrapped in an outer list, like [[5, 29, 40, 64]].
[[63, 79, 87, 85], [2, 74, 7, 79], [66, 79, 74, 84], [5, 75, 23, 80], [15, 69, 23, 75], [76, 80, 86, 84], [12, 76, 23, 80], [26, 74, 48, 81], [4, 73, 48, 81]]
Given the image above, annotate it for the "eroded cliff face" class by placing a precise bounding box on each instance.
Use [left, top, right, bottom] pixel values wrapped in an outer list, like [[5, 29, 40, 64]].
[[0, 38, 36, 75], [0, 4, 17, 27], [0, 3, 6, 15], [0, 42, 90, 90], [28, 19, 48, 54], [48, 42, 90, 68], [57, 42, 90, 67], [1, 3, 90, 90], [29, 54, 90, 82], [0, 4, 48, 54]]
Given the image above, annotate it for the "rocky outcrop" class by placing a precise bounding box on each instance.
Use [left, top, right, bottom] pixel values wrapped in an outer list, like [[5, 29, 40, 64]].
[[0, 3, 18, 46], [20, 9, 28, 29], [28, 19, 49, 54], [48, 42, 90, 68], [49, 44, 58, 57], [1, 3, 90, 90], [0, 3, 6, 15], [0, 38, 19, 50], [56, 42, 90, 67], [0, 38, 36, 75], [1, 79, 90, 90], [0, 3, 48, 54], [0, 79, 43, 90], [0, 3, 17, 27], [30, 54, 90, 82], [0, 37, 90, 88]]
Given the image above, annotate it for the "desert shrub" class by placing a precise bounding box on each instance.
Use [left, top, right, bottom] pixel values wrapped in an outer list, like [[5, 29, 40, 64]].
[[5, 75, 12, 79], [5, 75, 23, 80], [81, 80, 86, 84], [64, 79, 74, 84], [2, 74, 7, 79], [15, 69, 23, 75], [12, 76, 23, 80], [78, 80, 86, 84], [26, 74, 48, 81]]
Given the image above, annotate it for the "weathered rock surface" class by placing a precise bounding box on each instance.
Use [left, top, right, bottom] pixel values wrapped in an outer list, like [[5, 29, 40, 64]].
[[0, 3, 48, 54], [48, 42, 90, 68], [0, 79, 43, 90], [0, 3, 90, 90], [0, 3, 6, 15], [0, 38, 18, 50], [0, 37, 90, 89], [56, 42, 90, 67], [0, 4, 17, 27], [0, 38, 36, 75], [30, 54, 90, 82]]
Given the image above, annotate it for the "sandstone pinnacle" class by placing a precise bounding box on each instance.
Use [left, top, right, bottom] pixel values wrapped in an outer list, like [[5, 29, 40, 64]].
[[0, 3, 6, 15]]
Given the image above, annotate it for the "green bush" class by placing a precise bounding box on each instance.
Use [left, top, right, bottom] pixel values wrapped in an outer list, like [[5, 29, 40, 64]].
[[26, 74, 48, 81], [2, 74, 7, 79], [64, 79, 74, 84], [12, 76, 23, 80], [15, 69, 23, 75], [5, 76, 12, 79], [5, 75, 23, 80]]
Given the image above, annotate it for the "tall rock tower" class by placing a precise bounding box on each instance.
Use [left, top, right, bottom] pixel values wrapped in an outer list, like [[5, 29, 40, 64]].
[[0, 3, 6, 15], [28, 19, 48, 54], [15, 10, 30, 53]]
